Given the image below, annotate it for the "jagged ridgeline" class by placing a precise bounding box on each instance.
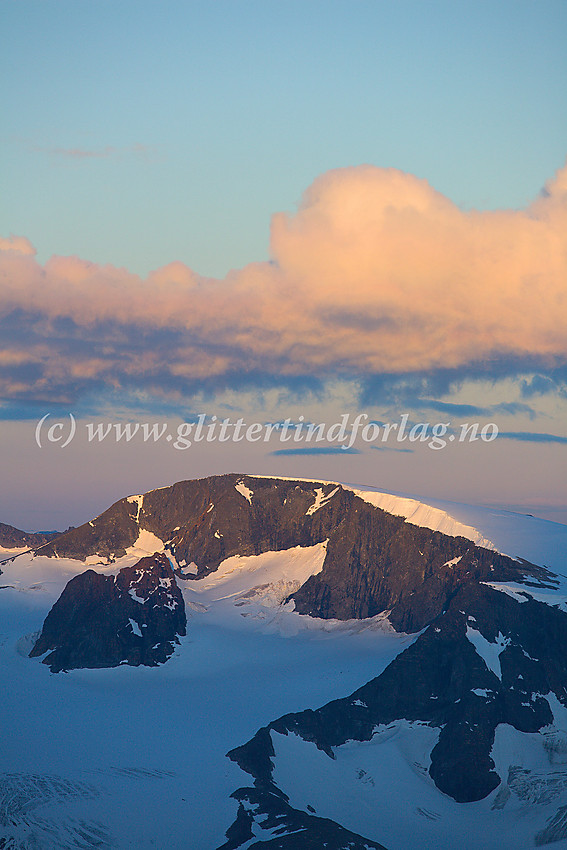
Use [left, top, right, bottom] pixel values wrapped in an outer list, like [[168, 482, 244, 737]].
[[35, 472, 549, 631]]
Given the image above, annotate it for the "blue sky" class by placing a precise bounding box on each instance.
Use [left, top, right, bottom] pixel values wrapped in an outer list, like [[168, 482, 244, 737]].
[[2, 0, 566, 275], [1, 0, 566, 528]]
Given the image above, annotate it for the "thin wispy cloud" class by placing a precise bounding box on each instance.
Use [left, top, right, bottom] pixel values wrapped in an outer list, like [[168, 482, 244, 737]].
[[370, 446, 414, 453], [31, 143, 155, 160], [497, 431, 567, 445], [270, 447, 361, 456], [414, 399, 537, 418]]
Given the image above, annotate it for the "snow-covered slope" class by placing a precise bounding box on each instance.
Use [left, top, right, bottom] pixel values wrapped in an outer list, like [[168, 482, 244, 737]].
[[417, 494, 567, 574], [352, 488, 496, 549], [341, 480, 566, 575], [0, 546, 411, 849], [2, 477, 567, 849]]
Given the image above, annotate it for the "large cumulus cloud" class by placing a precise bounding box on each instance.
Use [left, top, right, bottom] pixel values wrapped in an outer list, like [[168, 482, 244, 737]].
[[1, 162, 566, 404]]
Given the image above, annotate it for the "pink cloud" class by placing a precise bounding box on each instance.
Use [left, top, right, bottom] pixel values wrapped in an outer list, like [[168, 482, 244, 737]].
[[1, 160, 566, 393], [0, 234, 35, 255]]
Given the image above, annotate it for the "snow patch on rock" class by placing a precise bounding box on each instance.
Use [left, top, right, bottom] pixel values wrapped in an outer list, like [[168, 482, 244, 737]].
[[127, 494, 144, 523], [466, 628, 511, 679], [235, 481, 254, 504], [306, 486, 339, 516], [128, 618, 142, 637]]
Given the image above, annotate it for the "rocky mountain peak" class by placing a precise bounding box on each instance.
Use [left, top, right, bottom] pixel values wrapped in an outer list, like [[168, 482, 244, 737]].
[[29, 551, 186, 672]]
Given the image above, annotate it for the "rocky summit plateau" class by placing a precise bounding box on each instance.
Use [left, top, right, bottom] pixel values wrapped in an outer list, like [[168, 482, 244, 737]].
[[2, 473, 567, 849]]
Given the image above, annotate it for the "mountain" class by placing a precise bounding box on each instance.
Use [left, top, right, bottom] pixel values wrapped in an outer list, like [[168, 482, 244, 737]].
[[34, 473, 550, 633], [29, 553, 186, 672], [2, 474, 567, 849], [0, 521, 57, 551]]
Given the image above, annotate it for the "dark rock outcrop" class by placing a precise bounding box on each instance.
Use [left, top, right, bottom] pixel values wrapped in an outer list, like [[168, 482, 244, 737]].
[[218, 786, 388, 849], [0, 522, 57, 550], [29, 553, 186, 672]]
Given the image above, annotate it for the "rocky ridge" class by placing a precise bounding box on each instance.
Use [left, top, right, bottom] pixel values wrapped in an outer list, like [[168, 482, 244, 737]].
[[30, 552, 186, 672], [0, 521, 57, 552], [34, 474, 550, 631]]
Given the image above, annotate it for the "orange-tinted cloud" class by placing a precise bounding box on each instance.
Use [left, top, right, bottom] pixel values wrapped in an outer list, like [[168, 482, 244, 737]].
[[0, 234, 35, 254], [1, 161, 566, 398]]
